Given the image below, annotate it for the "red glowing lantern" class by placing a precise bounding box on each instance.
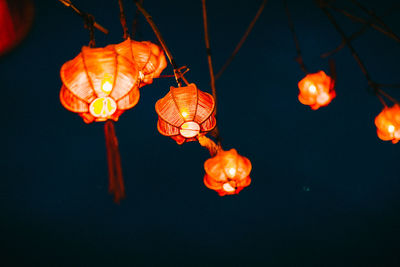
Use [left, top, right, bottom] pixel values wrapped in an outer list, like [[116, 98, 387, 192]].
[[204, 149, 251, 196], [0, 0, 34, 56], [155, 83, 216, 144], [375, 104, 400, 144], [60, 45, 140, 123], [115, 38, 167, 87], [298, 70, 335, 110]]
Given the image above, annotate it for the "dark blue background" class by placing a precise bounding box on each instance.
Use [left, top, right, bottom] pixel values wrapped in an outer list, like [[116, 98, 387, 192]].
[[1, 0, 399, 266]]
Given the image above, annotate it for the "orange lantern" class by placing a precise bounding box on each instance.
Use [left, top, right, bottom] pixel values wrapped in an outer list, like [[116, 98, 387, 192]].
[[115, 38, 167, 87], [60, 45, 140, 123], [0, 0, 34, 56], [204, 149, 251, 196], [155, 83, 216, 144], [298, 70, 335, 110], [60, 45, 140, 203], [374, 104, 400, 144]]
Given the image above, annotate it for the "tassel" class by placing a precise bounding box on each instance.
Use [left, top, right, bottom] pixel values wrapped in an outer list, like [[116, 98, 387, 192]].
[[104, 120, 125, 203]]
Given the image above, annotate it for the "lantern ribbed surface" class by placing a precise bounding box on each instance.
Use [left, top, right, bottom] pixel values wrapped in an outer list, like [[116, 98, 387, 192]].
[[375, 104, 400, 144], [60, 45, 140, 123], [298, 70, 335, 110], [115, 38, 167, 87], [155, 83, 216, 144], [204, 149, 251, 196]]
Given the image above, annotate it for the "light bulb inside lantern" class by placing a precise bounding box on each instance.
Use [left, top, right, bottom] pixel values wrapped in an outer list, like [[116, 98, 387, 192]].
[[101, 78, 113, 94], [388, 125, 395, 133], [309, 85, 317, 94], [181, 111, 188, 118], [227, 167, 236, 178], [222, 182, 235, 192]]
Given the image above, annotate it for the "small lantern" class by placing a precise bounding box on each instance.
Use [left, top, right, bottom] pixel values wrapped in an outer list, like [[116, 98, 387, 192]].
[[115, 38, 167, 87], [298, 70, 335, 110], [155, 83, 216, 144], [60, 45, 140, 123], [204, 149, 251, 196], [375, 104, 400, 144]]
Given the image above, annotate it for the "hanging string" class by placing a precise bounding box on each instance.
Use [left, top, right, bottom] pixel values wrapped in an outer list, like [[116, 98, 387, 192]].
[[104, 120, 125, 203], [198, 135, 220, 157], [215, 0, 267, 80], [117, 0, 130, 39], [318, 1, 399, 107], [58, 0, 109, 34], [131, 0, 143, 38], [133, 0, 188, 87], [84, 14, 96, 47], [283, 0, 307, 74]]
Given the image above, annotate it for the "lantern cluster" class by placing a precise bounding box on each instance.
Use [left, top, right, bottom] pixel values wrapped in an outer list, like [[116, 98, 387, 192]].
[[204, 149, 252, 196], [60, 40, 167, 123], [155, 83, 216, 144], [375, 104, 400, 144], [298, 71, 335, 110]]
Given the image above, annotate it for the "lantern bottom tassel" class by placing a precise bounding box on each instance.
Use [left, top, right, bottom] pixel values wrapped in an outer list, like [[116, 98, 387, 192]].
[[104, 120, 125, 203]]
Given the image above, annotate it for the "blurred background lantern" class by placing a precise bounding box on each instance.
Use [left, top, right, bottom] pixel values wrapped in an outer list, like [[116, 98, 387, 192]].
[[0, 0, 34, 56], [298, 70, 335, 110], [374, 104, 400, 144], [155, 83, 216, 144], [60, 45, 140, 123], [115, 38, 167, 87], [60, 44, 140, 203], [204, 148, 251, 196]]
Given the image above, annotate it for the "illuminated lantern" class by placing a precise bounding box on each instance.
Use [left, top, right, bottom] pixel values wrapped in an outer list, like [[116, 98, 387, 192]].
[[155, 83, 216, 144], [374, 104, 400, 144], [0, 0, 34, 56], [115, 38, 167, 87], [204, 149, 251, 196], [298, 70, 335, 110], [60, 45, 140, 203], [60, 45, 140, 123]]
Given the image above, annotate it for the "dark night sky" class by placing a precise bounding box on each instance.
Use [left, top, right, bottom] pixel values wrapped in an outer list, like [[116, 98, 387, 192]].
[[1, 0, 400, 266]]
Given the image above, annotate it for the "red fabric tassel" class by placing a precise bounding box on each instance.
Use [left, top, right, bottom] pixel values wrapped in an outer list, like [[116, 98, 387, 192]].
[[104, 120, 125, 203]]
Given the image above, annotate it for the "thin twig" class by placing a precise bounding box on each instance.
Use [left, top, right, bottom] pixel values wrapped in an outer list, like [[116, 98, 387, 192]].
[[378, 89, 400, 105], [117, 0, 129, 39], [215, 0, 267, 80], [350, 0, 400, 42], [201, 0, 220, 143], [283, 0, 307, 74], [133, 0, 184, 86], [58, 0, 109, 34]]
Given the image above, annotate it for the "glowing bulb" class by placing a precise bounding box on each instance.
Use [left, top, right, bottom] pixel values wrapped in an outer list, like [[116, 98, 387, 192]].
[[222, 182, 235, 192], [388, 125, 395, 133], [309, 85, 317, 94], [181, 112, 188, 118], [101, 80, 113, 93], [227, 168, 236, 178]]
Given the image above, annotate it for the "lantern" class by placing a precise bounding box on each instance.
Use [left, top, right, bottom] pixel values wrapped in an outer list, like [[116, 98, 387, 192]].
[[298, 70, 335, 110], [374, 104, 400, 144], [60, 45, 140, 123], [155, 83, 216, 144], [0, 0, 34, 56], [204, 149, 251, 196], [115, 38, 167, 87], [60, 45, 140, 203]]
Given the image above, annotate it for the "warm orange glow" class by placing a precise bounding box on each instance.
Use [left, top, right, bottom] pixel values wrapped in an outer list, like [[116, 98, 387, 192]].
[[204, 149, 251, 196], [155, 84, 216, 144], [60, 45, 140, 123], [375, 104, 400, 144], [115, 38, 167, 87], [298, 71, 335, 110]]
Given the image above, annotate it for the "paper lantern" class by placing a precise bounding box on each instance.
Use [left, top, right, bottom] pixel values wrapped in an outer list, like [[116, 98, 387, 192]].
[[155, 83, 216, 144], [204, 149, 251, 196], [0, 0, 34, 56], [375, 104, 400, 144], [298, 70, 335, 110], [60, 45, 140, 123], [115, 38, 167, 87]]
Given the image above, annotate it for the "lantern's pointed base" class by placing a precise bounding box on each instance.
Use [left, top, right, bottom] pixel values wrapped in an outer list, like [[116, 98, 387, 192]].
[[104, 120, 125, 204]]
